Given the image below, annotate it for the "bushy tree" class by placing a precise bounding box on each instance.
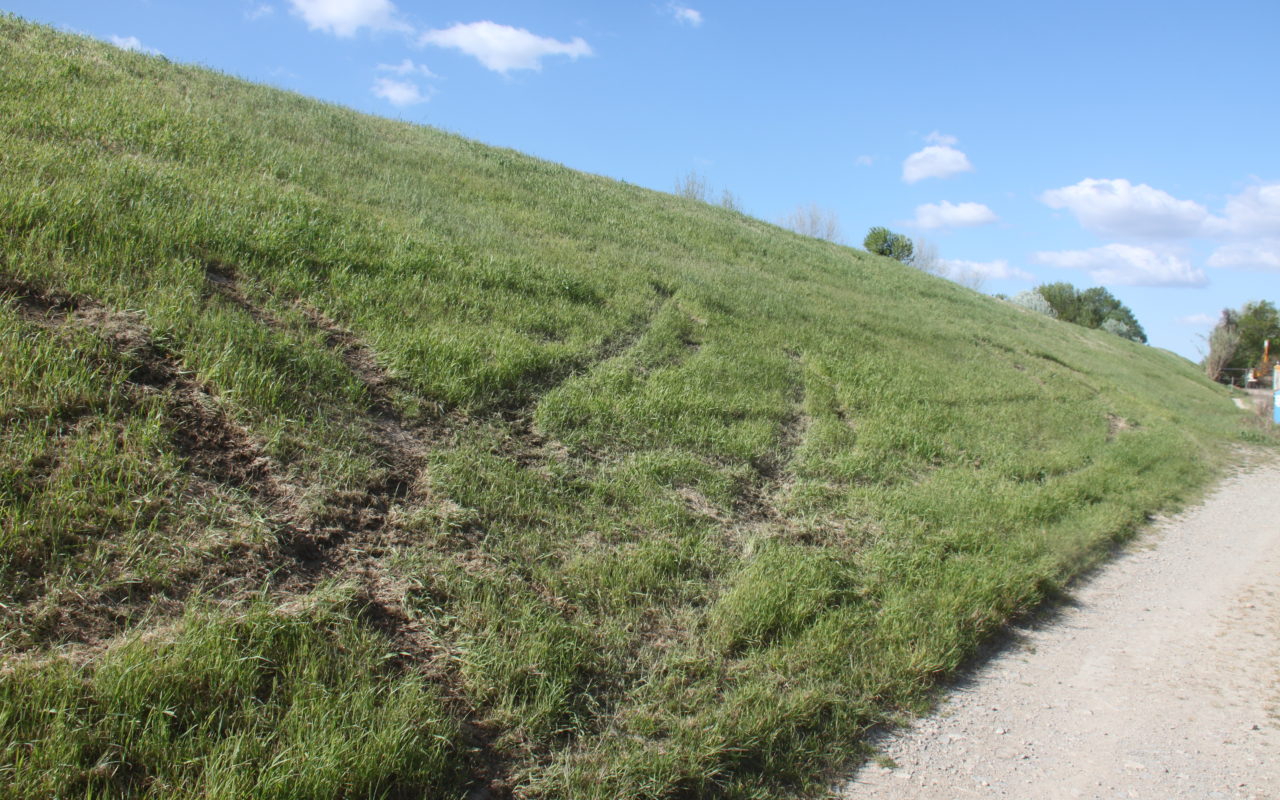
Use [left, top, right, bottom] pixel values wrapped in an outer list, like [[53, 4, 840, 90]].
[[863, 226, 913, 263], [1035, 282, 1082, 323], [1227, 300, 1280, 372], [1033, 282, 1147, 343]]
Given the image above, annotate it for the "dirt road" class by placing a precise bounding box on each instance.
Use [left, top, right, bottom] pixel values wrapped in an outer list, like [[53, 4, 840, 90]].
[[841, 456, 1280, 800]]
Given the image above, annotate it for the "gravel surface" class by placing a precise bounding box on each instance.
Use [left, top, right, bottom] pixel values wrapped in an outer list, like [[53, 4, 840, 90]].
[[841, 455, 1280, 800]]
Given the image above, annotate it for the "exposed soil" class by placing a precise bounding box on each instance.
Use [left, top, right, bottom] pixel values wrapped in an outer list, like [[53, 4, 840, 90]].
[[841, 455, 1280, 800], [734, 350, 808, 531], [5, 272, 526, 795]]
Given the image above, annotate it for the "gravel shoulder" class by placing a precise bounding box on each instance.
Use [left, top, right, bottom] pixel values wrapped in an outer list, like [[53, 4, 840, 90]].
[[841, 454, 1280, 800]]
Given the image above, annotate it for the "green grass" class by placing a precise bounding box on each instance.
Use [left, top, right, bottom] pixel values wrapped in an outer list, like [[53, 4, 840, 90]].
[[0, 15, 1272, 799]]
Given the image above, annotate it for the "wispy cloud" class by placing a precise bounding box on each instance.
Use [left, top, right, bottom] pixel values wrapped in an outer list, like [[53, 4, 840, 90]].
[[902, 132, 973, 183], [1176, 313, 1217, 326], [377, 58, 436, 78], [419, 21, 592, 74], [1033, 244, 1206, 287], [1207, 240, 1280, 271], [667, 4, 703, 27], [245, 4, 275, 21], [942, 259, 1033, 281]]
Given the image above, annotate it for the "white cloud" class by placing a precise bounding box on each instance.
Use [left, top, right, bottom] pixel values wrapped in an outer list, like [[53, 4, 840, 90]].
[[1207, 183, 1280, 237], [1040, 178, 1210, 239], [912, 200, 999, 229], [854, 155, 875, 167], [371, 77, 432, 106], [1176, 313, 1217, 326], [419, 21, 592, 74], [109, 35, 161, 55], [942, 259, 1033, 281], [1033, 244, 1206, 287], [288, 0, 407, 37], [902, 133, 973, 183], [668, 4, 704, 26], [246, 4, 275, 21], [1207, 240, 1280, 271], [377, 58, 436, 77]]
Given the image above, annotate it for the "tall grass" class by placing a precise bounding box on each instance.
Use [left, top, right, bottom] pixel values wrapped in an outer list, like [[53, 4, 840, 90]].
[[0, 587, 462, 799], [0, 15, 1268, 798]]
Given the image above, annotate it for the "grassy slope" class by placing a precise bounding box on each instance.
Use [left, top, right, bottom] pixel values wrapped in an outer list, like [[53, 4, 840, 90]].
[[0, 17, 1269, 799]]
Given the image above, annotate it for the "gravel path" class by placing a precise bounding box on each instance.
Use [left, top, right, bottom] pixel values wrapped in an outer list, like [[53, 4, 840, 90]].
[[841, 456, 1280, 800]]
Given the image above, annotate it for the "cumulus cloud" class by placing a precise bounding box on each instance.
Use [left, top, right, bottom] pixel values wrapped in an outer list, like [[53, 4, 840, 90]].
[[1207, 183, 1280, 237], [902, 132, 973, 183], [420, 21, 591, 74], [246, 4, 275, 21], [371, 76, 432, 106], [668, 4, 703, 26], [854, 155, 874, 167], [109, 35, 161, 55], [1207, 241, 1280, 271], [288, 0, 407, 37], [942, 259, 1033, 281], [377, 58, 436, 77], [1040, 178, 1211, 239], [912, 200, 998, 229], [1033, 244, 1206, 287]]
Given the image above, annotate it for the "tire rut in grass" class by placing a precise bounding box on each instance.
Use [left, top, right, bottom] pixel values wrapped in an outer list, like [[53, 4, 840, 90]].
[[6, 272, 643, 796], [735, 349, 810, 532], [3, 276, 421, 650], [205, 269, 523, 797], [202, 266, 438, 585], [1, 277, 286, 647]]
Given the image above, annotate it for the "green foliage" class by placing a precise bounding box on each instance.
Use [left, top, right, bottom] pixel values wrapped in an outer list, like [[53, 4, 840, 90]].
[[1227, 300, 1280, 371], [0, 16, 1253, 800], [863, 226, 915, 263], [1034, 283, 1147, 343]]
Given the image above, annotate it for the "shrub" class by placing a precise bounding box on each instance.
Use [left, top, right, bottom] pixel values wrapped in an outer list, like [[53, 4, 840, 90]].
[[1010, 289, 1056, 317], [863, 226, 914, 263]]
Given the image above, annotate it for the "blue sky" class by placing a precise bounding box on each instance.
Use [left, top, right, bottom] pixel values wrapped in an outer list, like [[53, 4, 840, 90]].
[[6, 0, 1278, 361]]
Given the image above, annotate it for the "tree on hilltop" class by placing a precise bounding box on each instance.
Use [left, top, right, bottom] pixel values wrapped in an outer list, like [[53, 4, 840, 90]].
[[1033, 282, 1146, 343], [863, 226, 914, 263]]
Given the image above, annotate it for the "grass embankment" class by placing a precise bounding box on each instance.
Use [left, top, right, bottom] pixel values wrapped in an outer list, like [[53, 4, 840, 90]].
[[0, 17, 1267, 799]]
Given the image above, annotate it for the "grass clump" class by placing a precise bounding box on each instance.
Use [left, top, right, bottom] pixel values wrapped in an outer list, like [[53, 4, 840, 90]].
[[0, 588, 463, 799]]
